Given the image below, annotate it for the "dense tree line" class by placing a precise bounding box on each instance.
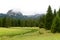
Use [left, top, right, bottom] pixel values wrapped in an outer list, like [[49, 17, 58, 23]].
[[0, 17, 40, 27]]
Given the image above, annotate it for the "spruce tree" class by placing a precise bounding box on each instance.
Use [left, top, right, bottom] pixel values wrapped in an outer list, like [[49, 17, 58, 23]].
[[54, 9, 56, 17], [45, 5, 53, 30]]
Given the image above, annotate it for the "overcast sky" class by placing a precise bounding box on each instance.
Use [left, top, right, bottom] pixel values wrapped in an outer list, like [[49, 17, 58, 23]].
[[0, 0, 60, 15]]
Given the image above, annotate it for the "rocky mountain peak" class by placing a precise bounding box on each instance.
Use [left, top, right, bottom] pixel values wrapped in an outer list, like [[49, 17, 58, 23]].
[[7, 9, 23, 16]]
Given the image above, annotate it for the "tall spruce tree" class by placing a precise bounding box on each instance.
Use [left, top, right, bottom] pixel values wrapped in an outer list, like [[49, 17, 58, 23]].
[[45, 5, 53, 30], [54, 9, 56, 17]]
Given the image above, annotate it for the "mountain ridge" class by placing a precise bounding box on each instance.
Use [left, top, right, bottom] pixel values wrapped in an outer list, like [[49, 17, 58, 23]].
[[0, 9, 44, 19]]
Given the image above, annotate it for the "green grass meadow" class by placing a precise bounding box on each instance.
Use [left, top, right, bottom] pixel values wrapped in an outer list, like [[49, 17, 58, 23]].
[[0, 27, 60, 40]]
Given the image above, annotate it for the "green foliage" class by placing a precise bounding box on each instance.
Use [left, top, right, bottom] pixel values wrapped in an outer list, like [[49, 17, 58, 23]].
[[39, 15, 46, 28], [45, 5, 53, 30], [0, 17, 40, 27], [51, 9, 60, 33], [51, 16, 60, 33]]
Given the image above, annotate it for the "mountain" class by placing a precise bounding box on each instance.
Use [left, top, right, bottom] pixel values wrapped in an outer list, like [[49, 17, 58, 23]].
[[0, 13, 7, 18], [26, 14, 44, 19], [0, 9, 44, 19], [7, 9, 24, 19], [7, 9, 23, 16]]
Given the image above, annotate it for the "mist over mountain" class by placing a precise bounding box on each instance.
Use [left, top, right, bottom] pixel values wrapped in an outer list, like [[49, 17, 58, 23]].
[[0, 9, 44, 19]]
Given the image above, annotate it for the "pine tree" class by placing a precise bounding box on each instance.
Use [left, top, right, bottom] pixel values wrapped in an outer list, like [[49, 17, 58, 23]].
[[54, 9, 56, 17], [45, 5, 53, 30]]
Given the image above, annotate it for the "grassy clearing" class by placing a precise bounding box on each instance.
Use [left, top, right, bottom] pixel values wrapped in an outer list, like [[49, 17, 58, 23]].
[[0, 27, 60, 40], [0, 27, 38, 36], [11, 28, 60, 40]]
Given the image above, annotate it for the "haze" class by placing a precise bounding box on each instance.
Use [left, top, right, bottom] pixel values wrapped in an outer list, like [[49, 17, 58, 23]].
[[0, 0, 60, 15]]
